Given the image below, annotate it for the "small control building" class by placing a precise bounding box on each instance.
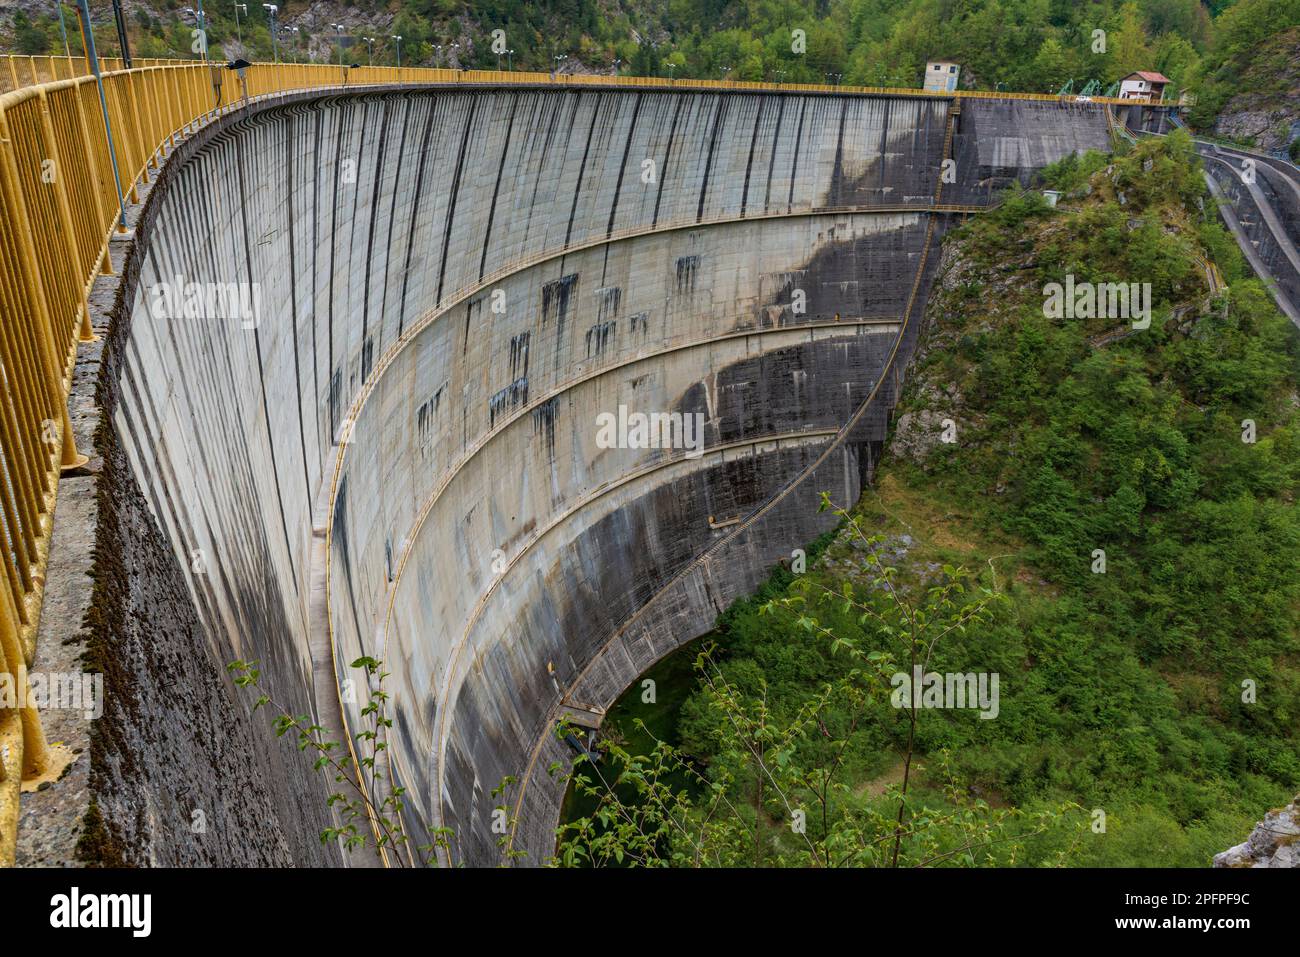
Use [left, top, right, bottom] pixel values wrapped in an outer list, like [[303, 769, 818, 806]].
[[924, 61, 961, 93], [1118, 71, 1170, 102]]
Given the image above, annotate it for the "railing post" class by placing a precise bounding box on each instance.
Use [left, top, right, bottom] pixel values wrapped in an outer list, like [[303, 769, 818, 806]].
[[0, 219, 48, 566], [68, 80, 115, 276], [36, 89, 98, 343], [1, 587, 50, 782], [0, 109, 89, 472]]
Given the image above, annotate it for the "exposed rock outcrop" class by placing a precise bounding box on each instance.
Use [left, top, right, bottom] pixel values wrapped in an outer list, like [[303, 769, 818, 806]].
[[1211, 26, 1300, 154], [1213, 796, 1300, 868]]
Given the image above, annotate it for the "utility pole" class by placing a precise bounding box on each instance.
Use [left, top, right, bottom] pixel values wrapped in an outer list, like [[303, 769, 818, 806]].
[[110, 0, 131, 66], [53, 2, 72, 61], [74, 0, 127, 230]]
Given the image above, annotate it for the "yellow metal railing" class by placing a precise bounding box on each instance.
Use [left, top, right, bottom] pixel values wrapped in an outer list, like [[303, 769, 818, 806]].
[[0, 55, 467, 866], [0, 55, 189, 94], [0, 53, 1164, 864], [3, 54, 1161, 104]]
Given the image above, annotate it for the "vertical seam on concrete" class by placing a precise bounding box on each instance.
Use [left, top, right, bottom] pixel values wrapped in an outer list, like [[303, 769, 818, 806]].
[[234, 119, 300, 595], [378, 98, 413, 356], [285, 109, 312, 504], [309, 104, 322, 461], [651, 94, 686, 228], [604, 91, 643, 239], [436, 95, 480, 306], [523, 93, 566, 240], [479, 93, 520, 282], [740, 96, 765, 218], [787, 97, 808, 213], [360, 98, 392, 382], [695, 94, 730, 223], [327, 102, 345, 438], [348, 102, 372, 390], [876, 97, 891, 195], [829, 98, 848, 206], [397, 97, 439, 338], [762, 95, 787, 214], [563, 92, 602, 250]]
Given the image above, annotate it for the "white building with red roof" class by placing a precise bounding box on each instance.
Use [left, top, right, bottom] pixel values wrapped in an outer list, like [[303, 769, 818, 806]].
[[1118, 71, 1171, 102]]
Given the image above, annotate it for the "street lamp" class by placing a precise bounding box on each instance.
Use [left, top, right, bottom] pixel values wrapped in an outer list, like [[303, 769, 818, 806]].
[[233, 3, 246, 47], [507, 48, 514, 71], [196, 2, 208, 65], [182, 5, 208, 65], [332, 23, 346, 82], [285, 25, 299, 63], [391, 35, 402, 73], [363, 36, 375, 66], [262, 5, 278, 64]]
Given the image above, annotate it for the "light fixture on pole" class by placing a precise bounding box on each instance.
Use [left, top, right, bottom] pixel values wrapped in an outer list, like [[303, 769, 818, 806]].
[[196, 1, 208, 65], [183, 6, 208, 65], [364, 36, 375, 66], [391, 35, 402, 74], [262, 5, 278, 64], [233, 2, 246, 47], [332, 23, 346, 83]]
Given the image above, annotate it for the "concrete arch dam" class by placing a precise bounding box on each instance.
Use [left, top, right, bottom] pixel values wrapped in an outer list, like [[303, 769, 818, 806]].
[[96, 85, 1109, 865], [1198, 142, 1300, 326]]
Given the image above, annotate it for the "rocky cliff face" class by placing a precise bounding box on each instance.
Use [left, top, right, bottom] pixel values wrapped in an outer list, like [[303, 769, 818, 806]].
[[1212, 27, 1300, 154], [1214, 796, 1300, 868]]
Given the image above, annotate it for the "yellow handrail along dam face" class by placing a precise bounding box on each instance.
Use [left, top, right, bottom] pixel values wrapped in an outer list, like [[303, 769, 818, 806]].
[[0, 58, 1132, 865]]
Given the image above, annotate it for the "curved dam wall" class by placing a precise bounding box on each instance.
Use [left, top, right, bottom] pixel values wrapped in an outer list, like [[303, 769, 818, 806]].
[[1200, 143, 1300, 325], [94, 84, 1110, 865]]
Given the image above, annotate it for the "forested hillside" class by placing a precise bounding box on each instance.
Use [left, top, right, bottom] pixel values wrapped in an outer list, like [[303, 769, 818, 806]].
[[558, 132, 1300, 867]]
